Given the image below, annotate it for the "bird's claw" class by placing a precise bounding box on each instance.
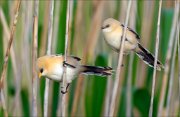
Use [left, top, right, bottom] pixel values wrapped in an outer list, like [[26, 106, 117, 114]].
[[61, 83, 70, 94], [61, 90, 68, 94]]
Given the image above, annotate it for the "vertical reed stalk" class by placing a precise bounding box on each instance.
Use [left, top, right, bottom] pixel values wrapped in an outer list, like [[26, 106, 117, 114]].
[[52, 1, 61, 53], [39, 1, 50, 56], [166, 28, 178, 116], [61, 0, 70, 116], [0, 6, 19, 99], [178, 14, 180, 116], [149, 0, 162, 117], [0, 1, 21, 116], [126, 54, 134, 116], [71, 2, 104, 116], [158, 2, 179, 116], [53, 2, 61, 115], [32, 0, 39, 116], [22, 0, 33, 97], [104, 55, 113, 116], [176, 1, 180, 114], [126, 1, 136, 116], [44, 0, 54, 116], [166, 1, 179, 115], [109, 1, 132, 116], [0, 0, 21, 87]]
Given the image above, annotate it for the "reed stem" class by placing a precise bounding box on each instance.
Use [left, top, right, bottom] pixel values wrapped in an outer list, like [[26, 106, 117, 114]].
[[109, 1, 132, 116], [61, 0, 70, 116], [149, 0, 162, 117], [157, 1, 179, 116], [32, 0, 39, 116], [0, 1, 21, 116], [44, 0, 54, 116]]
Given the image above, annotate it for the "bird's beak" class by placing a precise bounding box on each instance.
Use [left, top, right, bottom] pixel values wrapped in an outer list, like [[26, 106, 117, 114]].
[[38, 73, 42, 79]]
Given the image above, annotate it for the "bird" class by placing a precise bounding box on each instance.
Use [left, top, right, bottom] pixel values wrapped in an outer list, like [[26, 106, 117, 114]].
[[37, 54, 113, 94], [101, 18, 164, 70]]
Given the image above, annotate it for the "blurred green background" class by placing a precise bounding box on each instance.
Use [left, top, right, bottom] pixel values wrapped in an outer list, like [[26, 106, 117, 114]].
[[0, 0, 179, 116]]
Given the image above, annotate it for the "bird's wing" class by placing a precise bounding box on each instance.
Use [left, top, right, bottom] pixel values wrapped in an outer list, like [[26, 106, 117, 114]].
[[121, 24, 140, 40], [65, 56, 81, 67], [69, 55, 81, 61]]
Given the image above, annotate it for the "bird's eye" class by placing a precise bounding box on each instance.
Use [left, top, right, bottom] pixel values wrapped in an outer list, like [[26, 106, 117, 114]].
[[102, 24, 110, 29], [106, 24, 110, 28], [40, 68, 43, 73]]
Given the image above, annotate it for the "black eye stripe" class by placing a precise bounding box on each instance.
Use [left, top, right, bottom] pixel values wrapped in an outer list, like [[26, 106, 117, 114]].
[[106, 24, 110, 28], [102, 24, 110, 29], [40, 68, 43, 73]]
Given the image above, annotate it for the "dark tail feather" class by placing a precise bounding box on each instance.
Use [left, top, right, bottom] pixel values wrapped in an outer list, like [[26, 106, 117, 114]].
[[80, 65, 113, 76], [135, 43, 164, 71]]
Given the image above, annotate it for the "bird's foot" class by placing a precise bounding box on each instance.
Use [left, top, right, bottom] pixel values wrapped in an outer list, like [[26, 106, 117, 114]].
[[61, 83, 70, 94], [61, 90, 68, 94]]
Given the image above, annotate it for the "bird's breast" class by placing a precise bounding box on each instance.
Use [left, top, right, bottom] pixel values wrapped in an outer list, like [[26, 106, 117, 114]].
[[104, 31, 122, 51], [46, 63, 80, 83], [46, 64, 64, 81]]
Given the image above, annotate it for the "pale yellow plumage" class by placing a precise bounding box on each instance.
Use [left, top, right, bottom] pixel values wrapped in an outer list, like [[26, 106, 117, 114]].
[[37, 54, 112, 93], [102, 18, 164, 70]]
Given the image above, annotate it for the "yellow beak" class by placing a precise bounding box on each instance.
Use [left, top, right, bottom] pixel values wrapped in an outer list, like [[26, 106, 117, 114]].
[[38, 73, 42, 78]]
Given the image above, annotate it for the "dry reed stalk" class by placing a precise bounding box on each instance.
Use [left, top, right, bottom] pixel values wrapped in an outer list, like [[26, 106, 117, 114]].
[[32, 0, 39, 116], [176, 0, 180, 114], [1, 5, 23, 116], [52, 1, 61, 53], [0, 0, 21, 88], [157, 1, 179, 116], [39, 1, 50, 56], [61, 0, 70, 116], [18, 1, 34, 115], [127, 53, 134, 116], [0, 7, 18, 92], [178, 14, 180, 116], [71, 1, 83, 116], [21, 1, 33, 104], [148, 1, 162, 117], [86, 1, 104, 60], [71, 1, 104, 116], [0, 90, 7, 117], [70, 2, 83, 114], [52, 1, 61, 115], [0, 1, 21, 116], [138, 1, 155, 87], [109, 1, 132, 116], [166, 29, 178, 116], [71, 1, 82, 55], [51, 1, 61, 116], [13, 2, 27, 115], [166, 2, 179, 115], [104, 55, 113, 116], [44, 0, 54, 116], [57, 1, 74, 116], [126, 2, 136, 116]]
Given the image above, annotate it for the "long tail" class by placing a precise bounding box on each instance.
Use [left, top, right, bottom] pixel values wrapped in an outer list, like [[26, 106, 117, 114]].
[[135, 43, 164, 71], [80, 65, 113, 76]]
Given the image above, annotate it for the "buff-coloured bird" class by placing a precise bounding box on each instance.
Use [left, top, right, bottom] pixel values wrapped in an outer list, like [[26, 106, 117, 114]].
[[37, 54, 112, 94], [101, 18, 164, 70]]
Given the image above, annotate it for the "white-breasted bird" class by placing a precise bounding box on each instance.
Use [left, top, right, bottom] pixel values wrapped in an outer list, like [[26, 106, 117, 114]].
[[37, 54, 112, 94], [101, 18, 164, 70]]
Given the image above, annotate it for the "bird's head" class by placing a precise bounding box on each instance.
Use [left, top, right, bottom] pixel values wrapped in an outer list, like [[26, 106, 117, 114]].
[[37, 56, 49, 79], [101, 18, 120, 33], [36, 55, 64, 80]]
